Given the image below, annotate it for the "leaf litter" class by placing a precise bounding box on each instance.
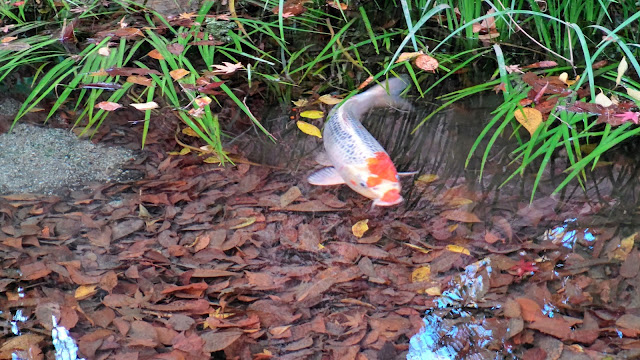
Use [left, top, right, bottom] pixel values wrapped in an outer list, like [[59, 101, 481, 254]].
[[1, 97, 640, 360]]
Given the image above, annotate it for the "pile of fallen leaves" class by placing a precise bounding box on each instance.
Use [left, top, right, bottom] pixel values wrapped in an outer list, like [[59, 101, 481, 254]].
[[1, 111, 640, 360]]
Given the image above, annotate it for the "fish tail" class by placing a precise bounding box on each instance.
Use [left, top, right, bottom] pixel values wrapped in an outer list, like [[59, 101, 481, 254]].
[[347, 76, 412, 118]]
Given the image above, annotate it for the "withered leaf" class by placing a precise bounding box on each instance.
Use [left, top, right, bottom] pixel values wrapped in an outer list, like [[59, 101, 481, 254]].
[[202, 330, 243, 352]]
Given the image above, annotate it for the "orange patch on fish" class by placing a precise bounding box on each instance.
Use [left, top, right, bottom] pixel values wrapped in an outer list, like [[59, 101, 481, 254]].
[[366, 152, 398, 187], [380, 189, 401, 203]]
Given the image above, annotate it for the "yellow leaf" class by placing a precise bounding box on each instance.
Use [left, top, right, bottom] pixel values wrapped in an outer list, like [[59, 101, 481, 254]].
[[396, 51, 424, 63], [296, 120, 322, 138], [131, 101, 159, 111], [75, 285, 97, 300], [580, 143, 596, 155], [170, 68, 190, 80], [446, 244, 470, 255], [147, 49, 163, 60], [317, 243, 325, 250], [558, 72, 580, 86], [611, 233, 636, 261], [616, 56, 628, 86], [594, 91, 613, 107], [425, 287, 442, 296], [411, 266, 431, 283], [352, 219, 369, 238], [182, 127, 200, 137], [415, 174, 439, 184], [169, 147, 191, 156], [229, 217, 256, 230], [1, 36, 17, 43], [446, 197, 473, 207], [626, 87, 640, 101], [513, 107, 543, 135], [292, 98, 309, 107], [203, 156, 222, 164], [318, 94, 342, 105], [403, 243, 430, 254], [299, 110, 325, 119]]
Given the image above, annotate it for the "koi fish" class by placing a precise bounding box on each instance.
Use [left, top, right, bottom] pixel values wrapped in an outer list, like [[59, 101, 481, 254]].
[[308, 77, 414, 207]]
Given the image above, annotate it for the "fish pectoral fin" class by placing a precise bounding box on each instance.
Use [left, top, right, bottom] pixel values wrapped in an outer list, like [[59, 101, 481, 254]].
[[308, 167, 346, 186], [398, 171, 419, 176], [314, 151, 333, 166]]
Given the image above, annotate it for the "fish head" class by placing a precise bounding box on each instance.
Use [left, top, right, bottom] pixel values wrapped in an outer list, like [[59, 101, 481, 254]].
[[340, 152, 404, 206]]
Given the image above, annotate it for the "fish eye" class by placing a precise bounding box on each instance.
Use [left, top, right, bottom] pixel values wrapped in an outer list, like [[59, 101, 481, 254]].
[[359, 182, 366, 187]]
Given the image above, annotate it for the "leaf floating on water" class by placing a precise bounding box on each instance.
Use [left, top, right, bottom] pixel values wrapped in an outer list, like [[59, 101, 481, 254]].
[[351, 219, 369, 238], [415, 174, 438, 184], [299, 110, 324, 119], [616, 56, 628, 86], [446, 244, 471, 255], [513, 107, 543, 135], [296, 120, 322, 138], [318, 94, 342, 105]]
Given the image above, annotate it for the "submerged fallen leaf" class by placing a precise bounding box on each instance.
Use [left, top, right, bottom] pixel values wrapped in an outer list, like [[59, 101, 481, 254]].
[[299, 110, 324, 119], [296, 120, 322, 138], [610, 233, 636, 261], [352, 219, 369, 238], [514, 107, 543, 135], [446, 244, 471, 255]]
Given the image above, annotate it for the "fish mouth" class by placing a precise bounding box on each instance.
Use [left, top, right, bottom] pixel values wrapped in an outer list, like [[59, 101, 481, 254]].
[[373, 189, 403, 207]]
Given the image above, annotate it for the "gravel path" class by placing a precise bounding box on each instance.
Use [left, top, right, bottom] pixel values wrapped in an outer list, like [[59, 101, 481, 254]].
[[0, 100, 135, 195]]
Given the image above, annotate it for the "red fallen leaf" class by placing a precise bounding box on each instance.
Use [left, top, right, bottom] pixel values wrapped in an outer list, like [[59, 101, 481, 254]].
[[592, 60, 609, 69], [440, 209, 482, 223], [522, 61, 558, 69], [20, 261, 52, 280], [172, 332, 205, 355], [272, 0, 308, 17], [103, 294, 138, 308], [166, 43, 184, 55], [144, 299, 211, 313], [509, 258, 539, 277], [202, 329, 243, 352], [493, 82, 507, 93], [528, 316, 574, 340], [515, 297, 542, 322]]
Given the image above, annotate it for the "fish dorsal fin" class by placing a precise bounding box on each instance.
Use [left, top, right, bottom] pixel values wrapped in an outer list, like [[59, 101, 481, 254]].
[[308, 167, 345, 186], [314, 151, 333, 166]]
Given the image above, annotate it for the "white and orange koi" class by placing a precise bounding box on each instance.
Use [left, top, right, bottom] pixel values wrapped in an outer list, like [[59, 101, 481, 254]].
[[308, 77, 414, 207]]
